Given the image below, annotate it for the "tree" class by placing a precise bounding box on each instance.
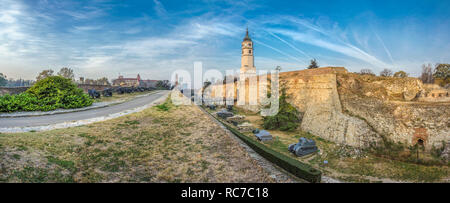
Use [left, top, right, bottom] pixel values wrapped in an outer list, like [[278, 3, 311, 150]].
[[57, 67, 74, 80], [307, 59, 319, 69], [84, 78, 94, 85], [420, 64, 434, 84], [393, 71, 408, 78], [360, 69, 375, 76], [433, 63, 450, 86], [36, 69, 54, 81], [0, 73, 7, 86], [380, 68, 393, 77], [156, 80, 171, 89], [263, 86, 301, 131], [96, 77, 110, 85]]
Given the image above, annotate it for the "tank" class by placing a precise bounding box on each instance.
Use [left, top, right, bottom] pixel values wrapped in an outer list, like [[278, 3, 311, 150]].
[[216, 109, 234, 119], [88, 89, 101, 99], [102, 88, 113, 97], [254, 130, 273, 141], [288, 137, 318, 157]]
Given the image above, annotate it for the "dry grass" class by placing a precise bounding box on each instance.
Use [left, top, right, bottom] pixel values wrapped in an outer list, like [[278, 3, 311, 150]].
[[220, 106, 450, 183], [0, 94, 275, 183]]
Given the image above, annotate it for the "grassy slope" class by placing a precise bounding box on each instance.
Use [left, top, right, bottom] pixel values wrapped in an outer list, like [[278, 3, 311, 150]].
[[0, 96, 275, 183]]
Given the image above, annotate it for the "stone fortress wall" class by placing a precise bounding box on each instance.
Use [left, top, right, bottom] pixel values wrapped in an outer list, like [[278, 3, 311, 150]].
[[206, 67, 449, 150], [0, 87, 30, 96]]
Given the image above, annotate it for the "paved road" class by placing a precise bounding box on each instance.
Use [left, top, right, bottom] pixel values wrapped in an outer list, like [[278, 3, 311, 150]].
[[0, 91, 169, 128]]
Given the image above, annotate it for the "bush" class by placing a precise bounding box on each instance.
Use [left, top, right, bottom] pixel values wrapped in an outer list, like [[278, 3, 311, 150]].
[[263, 87, 301, 131], [393, 71, 408, 78], [0, 76, 93, 112]]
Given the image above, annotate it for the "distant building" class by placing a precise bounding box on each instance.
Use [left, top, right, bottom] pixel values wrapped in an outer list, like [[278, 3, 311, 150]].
[[112, 74, 159, 88], [139, 79, 159, 88]]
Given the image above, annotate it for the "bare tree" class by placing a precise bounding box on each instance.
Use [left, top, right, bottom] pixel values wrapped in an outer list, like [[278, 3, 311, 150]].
[[380, 68, 393, 77], [36, 69, 54, 81], [360, 69, 375, 76], [420, 63, 434, 84], [57, 67, 75, 80]]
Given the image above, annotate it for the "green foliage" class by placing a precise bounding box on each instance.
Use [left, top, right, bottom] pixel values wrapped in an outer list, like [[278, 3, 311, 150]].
[[217, 118, 321, 182], [155, 97, 172, 111], [393, 71, 408, 78], [0, 76, 92, 112], [433, 63, 450, 86], [431, 141, 446, 160], [155, 103, 170, 111], [263, 87, 301, 131]]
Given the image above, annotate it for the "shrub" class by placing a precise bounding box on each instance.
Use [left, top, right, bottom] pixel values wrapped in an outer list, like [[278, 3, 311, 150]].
[[263, 87, 301, 131], [0, 76, 93, 112], [393, 71, 408, 78]]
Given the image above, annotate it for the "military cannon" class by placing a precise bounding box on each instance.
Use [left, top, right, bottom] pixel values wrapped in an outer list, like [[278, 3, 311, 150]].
[[216, 109, 234, 119], [207, 104, 216, 110], [88, 89, 101, 99], [115, 87, 125, 94], [254, 130, 273, 141], [288, 137, 318, 157], [102, 88, 113, 97]]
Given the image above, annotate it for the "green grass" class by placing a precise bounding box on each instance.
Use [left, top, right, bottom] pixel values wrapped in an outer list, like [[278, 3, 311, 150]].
[[46, 156, 76, 172]]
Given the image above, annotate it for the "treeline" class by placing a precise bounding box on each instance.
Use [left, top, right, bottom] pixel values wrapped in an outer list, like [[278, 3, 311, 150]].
[[36, 67, 111, 85], [0, 67, 113, 87], [358, 63, 449, 87], [305, 59, 448, 87]]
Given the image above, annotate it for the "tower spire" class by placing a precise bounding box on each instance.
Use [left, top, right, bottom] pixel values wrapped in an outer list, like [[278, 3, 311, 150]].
[[243, 26, 251, 41]]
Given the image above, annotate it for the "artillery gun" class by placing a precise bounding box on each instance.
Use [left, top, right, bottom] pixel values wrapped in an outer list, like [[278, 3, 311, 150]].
[[216, 109, 234, 119], [88, 89, 101, 99], [102, 88, 113, 97], [288, 137, 318, 157], [254, 130, 273, 141]]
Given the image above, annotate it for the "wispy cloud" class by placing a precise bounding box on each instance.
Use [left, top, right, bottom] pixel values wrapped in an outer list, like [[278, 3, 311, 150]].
[[153, 0, 168, 18], [1, 0, 448, 80]]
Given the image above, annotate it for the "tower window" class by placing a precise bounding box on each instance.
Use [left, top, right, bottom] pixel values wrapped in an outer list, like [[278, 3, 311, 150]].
[[249, 50, 251, 54]]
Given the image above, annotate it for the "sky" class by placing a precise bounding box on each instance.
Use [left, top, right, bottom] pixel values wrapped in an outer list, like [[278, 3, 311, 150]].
[[0, 0, 449, 81]]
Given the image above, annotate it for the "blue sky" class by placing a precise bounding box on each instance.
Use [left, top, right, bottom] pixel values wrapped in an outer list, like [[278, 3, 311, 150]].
[[0, 0, 449, 80]]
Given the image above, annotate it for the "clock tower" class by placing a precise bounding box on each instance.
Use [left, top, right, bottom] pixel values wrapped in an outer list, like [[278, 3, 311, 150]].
[[240, 28, 255, 74]]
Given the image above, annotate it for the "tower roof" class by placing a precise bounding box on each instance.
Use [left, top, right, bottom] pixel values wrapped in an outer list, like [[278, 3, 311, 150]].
[[243, 27, 252, 42]]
